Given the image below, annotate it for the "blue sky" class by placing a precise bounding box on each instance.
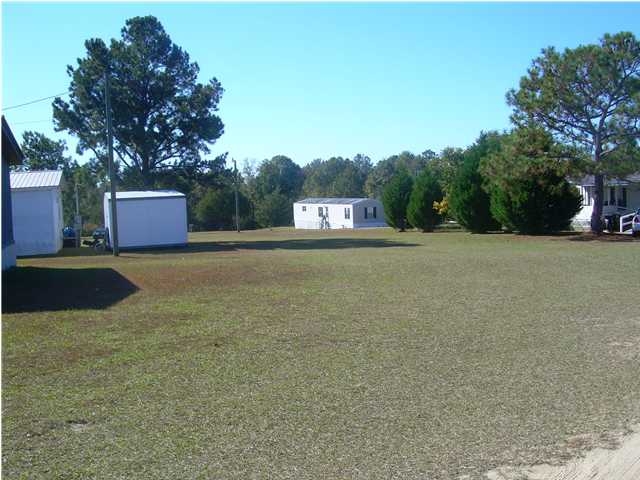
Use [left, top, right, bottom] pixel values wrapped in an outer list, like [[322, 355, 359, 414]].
[[3, 2, 640, 167]]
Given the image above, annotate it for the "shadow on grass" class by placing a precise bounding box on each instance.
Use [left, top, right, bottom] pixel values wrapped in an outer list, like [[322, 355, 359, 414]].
[[14, 238, 421, 259], [567, 232, 637, 242], [149, 237, 420, 254], [2, 267, 139, 314]]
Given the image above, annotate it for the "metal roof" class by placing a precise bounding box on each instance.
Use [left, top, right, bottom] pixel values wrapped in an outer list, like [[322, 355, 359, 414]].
[[296, 197, 370, 205], [10, 170, 63, 189], [2, 116, 24, 165], [105, 190, 186, 201], [572, 174, 640, 186]]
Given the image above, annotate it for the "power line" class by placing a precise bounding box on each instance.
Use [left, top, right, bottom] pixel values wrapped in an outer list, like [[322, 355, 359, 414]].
[[4, 91, 69, 111], [12, 119, 52, 126]]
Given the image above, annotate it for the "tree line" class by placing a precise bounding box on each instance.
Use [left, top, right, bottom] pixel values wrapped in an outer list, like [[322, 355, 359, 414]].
[[12, 16, 640, 235]]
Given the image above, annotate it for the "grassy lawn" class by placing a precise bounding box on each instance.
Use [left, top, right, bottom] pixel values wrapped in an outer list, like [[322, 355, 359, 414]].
[[3, 228, 640, 479]]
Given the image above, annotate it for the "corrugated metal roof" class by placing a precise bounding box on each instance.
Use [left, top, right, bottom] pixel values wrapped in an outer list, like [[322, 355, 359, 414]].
[[105, 190, 185, 200], [10, 170, 63, 189], [296, 197, 369, 205]]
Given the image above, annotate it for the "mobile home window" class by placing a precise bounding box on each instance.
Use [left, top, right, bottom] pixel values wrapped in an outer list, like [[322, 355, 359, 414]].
[[302, 206, 307, 212], [364, 206, 376, 219], [344, 207, 350, 219], [318, 207, 323, 217], [620, 187, 627, 207], [609, 187, 616, 206]]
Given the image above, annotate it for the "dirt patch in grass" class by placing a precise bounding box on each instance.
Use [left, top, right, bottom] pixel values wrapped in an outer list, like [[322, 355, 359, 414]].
[[4, 343, 117, 377], [122, 261, 311, 296]]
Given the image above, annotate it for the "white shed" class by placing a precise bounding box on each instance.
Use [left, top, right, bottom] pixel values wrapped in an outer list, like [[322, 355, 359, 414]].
[[104, 191, 188, 249], [293, 197, 387, 229], [10, 170, 64, 256]]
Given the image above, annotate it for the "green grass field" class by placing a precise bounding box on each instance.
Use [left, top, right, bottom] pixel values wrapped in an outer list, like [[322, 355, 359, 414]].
[[3, 229, 640, 479]]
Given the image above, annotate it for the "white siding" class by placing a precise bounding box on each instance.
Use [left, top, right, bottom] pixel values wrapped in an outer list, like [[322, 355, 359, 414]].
[[573, 184, 640, 229], [293, 199, 387, 229], [294, 202, 354, 229], [11, 188, 63, 256], [104, 194, 187, 249]]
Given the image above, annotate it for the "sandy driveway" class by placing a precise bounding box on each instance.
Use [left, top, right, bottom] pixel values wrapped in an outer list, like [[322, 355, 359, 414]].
[[486, 424, 640, 480]]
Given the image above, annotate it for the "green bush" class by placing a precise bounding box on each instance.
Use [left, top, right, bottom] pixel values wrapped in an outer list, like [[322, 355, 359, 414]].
[[407, 167, 444, 232], [482, 128, 582, 234], [382, 169, 413, 231], [448, 133, 502, 233], [488, 170, 582, 234]]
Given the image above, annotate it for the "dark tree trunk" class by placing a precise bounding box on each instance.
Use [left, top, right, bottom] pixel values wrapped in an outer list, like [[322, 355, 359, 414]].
[[591, 173, 604, 234], [590, 140, 604, 234]]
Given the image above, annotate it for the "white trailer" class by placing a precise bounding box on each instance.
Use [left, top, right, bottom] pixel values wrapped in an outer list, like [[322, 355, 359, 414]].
[[10, 170, 64, 256], [104, 191, 187, 249], [293, 197, 387, 229]]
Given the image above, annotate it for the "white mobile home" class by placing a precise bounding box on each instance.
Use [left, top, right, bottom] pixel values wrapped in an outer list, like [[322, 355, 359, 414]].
[[293, 198, 387, 229], [104, 191, 187, 249], [10, 170, 64, 256], [573, 174, 640, 232]]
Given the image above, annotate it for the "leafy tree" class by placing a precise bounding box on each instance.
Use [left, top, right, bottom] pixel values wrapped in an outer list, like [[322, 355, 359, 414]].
[[482, 128, 582, 234], [255, 155, 304, 201], [254, 191, 291, 228], [382, 168, 413, 231], [407, 166, 444, 232], [507, 31, 640, 233], [53, 15, 224, 187], [429, 147, 465, 195], [18, 131, 79, 225], [448, 132, 502, 233], [364, 150, 434, 199], [302, 155, 371, 197], [195, 186, 251, 231], [19, 131, 74, 172], [72, 163, 106, 229]]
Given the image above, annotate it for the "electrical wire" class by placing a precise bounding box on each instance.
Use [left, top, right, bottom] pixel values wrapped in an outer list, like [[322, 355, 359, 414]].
[[4, 92, 69, 111], [11, 119, 52, 125]]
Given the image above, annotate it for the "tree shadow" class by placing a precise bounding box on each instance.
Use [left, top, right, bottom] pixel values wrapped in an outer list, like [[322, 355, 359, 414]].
[[567, 232, 637, 242], [144, 237, 420, 254], [2, 267, 139, 314]]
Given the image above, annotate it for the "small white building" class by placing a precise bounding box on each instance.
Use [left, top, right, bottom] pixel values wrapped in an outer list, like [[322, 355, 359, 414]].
[[104, 191, 188, 249], [573, 174, 640, 232], [10, 170, 64, 256], [293, 197, 387, 229]]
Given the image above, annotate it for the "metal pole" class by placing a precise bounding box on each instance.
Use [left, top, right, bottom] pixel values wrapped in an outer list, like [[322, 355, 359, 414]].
[[105, 69, 119, 256], [233, 158, 240, 233], [74, 182, 81, 248]]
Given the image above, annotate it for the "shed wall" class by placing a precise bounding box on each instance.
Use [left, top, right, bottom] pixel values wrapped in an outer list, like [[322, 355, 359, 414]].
[[11, 188, 63, 256], [105, 196, 187, 248]]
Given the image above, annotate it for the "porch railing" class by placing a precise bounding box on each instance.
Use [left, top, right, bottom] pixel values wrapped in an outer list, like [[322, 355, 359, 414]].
[[620, 212, 635, 233]]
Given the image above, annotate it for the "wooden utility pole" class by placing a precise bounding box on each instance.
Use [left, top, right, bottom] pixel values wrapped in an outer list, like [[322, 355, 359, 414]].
[[105, 69, 119, 256], [233, 158, 240, 233]]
